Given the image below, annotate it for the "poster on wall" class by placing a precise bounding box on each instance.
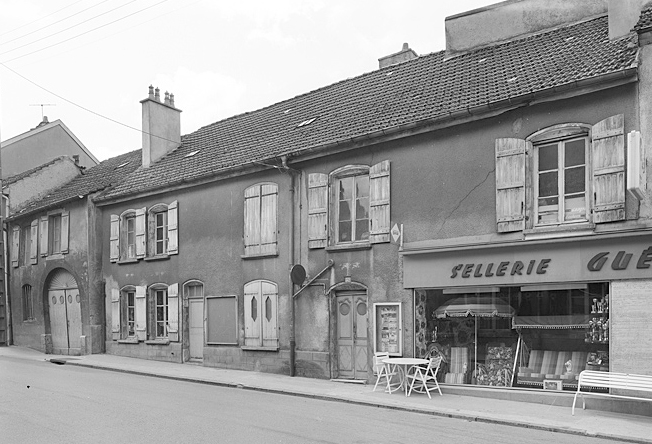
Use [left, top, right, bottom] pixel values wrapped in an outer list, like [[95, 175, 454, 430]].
[[374, 302, 402, 356]]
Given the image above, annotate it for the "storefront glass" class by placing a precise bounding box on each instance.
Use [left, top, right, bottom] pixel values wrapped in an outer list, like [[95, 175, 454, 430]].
[[414, 282, 609, 390]]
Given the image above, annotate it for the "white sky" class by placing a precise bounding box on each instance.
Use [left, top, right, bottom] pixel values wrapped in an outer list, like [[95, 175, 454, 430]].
[[0, 0, 496, 161]]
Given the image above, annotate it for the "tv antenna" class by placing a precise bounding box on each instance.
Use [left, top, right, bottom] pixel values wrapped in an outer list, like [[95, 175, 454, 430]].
[[30, 103, 56, 119]]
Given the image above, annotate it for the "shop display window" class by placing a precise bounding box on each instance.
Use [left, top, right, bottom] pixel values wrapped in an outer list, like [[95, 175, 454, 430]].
[[414, 282, 609, 390]]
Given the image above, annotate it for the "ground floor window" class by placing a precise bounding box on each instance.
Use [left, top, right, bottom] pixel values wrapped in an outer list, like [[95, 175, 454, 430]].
[[414, 282, 609, 390]]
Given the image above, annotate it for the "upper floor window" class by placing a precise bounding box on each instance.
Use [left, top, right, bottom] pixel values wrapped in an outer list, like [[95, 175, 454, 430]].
[[22, 284, 34, 321], [243, 280, 278, 349], [22, 225, 30, 266], [495, 115, 627, 233], [49, 214, 62, 254], [244, 183, 278, 257], [307, 161, 390, 249]]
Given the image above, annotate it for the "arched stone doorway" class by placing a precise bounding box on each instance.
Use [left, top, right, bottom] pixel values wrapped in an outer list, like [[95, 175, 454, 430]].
[[47, 268, 82, 355]]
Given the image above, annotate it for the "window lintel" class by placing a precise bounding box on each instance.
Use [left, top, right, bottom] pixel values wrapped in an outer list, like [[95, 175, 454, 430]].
[[528, 123, 590, 145]]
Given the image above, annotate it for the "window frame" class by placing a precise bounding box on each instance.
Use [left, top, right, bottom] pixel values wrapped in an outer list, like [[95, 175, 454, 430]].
[[49, 213, 62, 254], [148, 204, 169, 257], [21, 225, 30, 266], [331, 166, 371, 245], [22, 284, 34, 321]]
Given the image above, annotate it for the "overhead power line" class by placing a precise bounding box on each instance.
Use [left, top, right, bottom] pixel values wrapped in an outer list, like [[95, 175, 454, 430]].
[[0, 0, 85, 39]]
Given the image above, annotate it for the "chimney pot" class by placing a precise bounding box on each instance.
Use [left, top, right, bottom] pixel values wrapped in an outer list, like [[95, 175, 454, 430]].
[[164, 91, 170, 105], [148, 85, 155, 99], [154, 87, 160, 102], [170, 93, 175, 107]]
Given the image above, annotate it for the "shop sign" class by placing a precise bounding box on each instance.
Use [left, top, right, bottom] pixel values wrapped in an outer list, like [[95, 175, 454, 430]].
[[587, 246, 652, 272], [450, 259, 551, 278]]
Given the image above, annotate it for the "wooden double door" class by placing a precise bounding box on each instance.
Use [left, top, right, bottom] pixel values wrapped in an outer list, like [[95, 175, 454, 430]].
[[336, 293, 369, 380], [47, 270, 82, 355]]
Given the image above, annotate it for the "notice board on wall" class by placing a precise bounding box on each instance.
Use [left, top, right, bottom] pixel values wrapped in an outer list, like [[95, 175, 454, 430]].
[[206, 295, 237, 345]]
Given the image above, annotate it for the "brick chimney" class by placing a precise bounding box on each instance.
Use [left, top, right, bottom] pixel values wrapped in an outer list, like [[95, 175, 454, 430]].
[[141, 85, 181, 168], [379, 43, 418, 68]]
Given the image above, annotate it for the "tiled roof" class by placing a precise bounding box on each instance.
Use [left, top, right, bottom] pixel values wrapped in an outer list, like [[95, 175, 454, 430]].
[[634, 5, 652, 32], [3, 156, 72, 187], [10, 150, 141, 219], [97, 15, 638, 202]]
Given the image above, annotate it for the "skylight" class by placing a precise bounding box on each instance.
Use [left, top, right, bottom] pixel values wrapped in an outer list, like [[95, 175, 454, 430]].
[[297, 117, 317, 127], [184, 150, 200, 158], [115, 161, 130, 169]]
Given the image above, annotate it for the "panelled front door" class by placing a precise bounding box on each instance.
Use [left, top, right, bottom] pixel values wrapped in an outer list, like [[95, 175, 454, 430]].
[[336, 293, 369, 380], [47, 269, 82, 355], [188, 298, 204, 359]]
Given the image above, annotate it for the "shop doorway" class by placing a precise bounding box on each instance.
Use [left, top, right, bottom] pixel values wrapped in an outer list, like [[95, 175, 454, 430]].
[[188, 298, 204, 360], [47, 269, 82, 355], [336, 292, 368, 380]]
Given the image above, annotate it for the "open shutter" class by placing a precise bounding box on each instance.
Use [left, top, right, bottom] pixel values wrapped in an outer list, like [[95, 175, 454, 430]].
[[308, 173, 328, 249], [111, 288, 121, 340], [39, 216, 49, 256], [260, 184, 278, 255], [11, 226, 19, 267], [244, 187, 261, 255], [261, 282, 278, 348], [244, 283, 261, 346], [30, 219, 39, 264], [135, 285, 147, 341], [167, 201, 178, 255], [592, 114, 625, 223], [495, 138, 526, 233], [135, 207, 146, 258], [110, 214, 120, 262], [369, 160, 391, 243], [167, 283, 179, 341], [60, 211, 69, 254]]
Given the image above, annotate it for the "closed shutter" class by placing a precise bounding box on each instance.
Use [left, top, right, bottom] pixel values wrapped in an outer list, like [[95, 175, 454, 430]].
[[244, 186, 261, 255], [261, 282, 278, 348], [260, 184, 278, 255], [110, 214, 120, 262], [592, 115, 625, 223], [11, 226, 19, 267], [135, 207, 146, 258], [308, 173, 328, 249], [111, 288, 120, 340], [60, 211, 69, 254], [135, 285, 147, 341], [167, 201, 178, 255], [244, 283, 261, 346], [168, 283, 179, 341], [495, 138, 526, 233], [369, 160, 390, 243], [40, 216, 49, 256], [30, 220, 38, 264]]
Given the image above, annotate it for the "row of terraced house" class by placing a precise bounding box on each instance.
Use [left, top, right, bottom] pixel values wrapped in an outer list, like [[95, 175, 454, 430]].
[[4, 0, 652, 395]]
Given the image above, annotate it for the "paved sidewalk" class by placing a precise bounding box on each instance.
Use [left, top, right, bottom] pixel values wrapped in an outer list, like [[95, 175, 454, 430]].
[[2, 346, 650, 443]]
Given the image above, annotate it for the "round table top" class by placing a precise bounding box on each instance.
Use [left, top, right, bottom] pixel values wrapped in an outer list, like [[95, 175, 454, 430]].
[[382, 357, 428, 365]]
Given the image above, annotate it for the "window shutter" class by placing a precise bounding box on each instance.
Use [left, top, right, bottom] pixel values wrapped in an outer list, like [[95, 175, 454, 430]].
[[369, 160, 391, 243], [244, 284, 261, 346], [135, 285, 147, 341], [308, 173, 328, 249], [111, 288, 121, 340], [167, 201, 178, 255], [30, 220, 39, 264], [244, 186, 261, 255], [60, 211, 70, 254], [110, 214, 120, 262], [261, 282, 278, 348], [592, 114, 625, 223], [168, 283, 179, 341], [495, 138, 526, 233], [135, 207, 146, 258], [39, 216, 49, 256], [11, 226, 19, 267], [260, 184, 278, 255]]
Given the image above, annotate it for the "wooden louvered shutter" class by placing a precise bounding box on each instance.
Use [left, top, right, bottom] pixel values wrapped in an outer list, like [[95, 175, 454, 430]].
[[111, 288, 121, 340], [167, 201, 178, 255], [308, 173, 328, 249], [244, 187, 261, 255], [30, 220, 39, 264], [60, 211, 69, 254], [135, 285, 147, 341], [11, 226, 19, 267], [110, 214, 120, 262], [369, 160, 390, 243], [135, 207, 146, 258], [260, 185, 278, 255], [168, 283, 179, 341], [495, 138, 526, 233], [40, 216, 49, 256], [592, 115, 625, 223]]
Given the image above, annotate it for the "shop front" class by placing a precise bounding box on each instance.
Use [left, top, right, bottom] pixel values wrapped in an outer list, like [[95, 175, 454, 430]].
[[404, 232, 652, 392]]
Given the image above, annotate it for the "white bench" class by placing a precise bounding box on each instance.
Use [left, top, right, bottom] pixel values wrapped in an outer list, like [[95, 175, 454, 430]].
[[572, 370, 652, 415]]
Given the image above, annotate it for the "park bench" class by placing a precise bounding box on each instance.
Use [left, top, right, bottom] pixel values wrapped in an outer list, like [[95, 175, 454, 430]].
[[572, 370, 652, 415]]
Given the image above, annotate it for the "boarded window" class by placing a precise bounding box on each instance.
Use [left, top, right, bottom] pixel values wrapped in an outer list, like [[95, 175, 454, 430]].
[[206, 296, 238, 345]]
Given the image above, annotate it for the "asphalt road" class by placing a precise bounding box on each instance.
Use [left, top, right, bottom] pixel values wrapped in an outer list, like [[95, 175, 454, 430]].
[[0, 355, 610, 444]]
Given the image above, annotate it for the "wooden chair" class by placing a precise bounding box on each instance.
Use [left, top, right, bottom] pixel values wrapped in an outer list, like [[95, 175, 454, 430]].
[[372, 352, 398, 393], [407, 356, 443, 398]]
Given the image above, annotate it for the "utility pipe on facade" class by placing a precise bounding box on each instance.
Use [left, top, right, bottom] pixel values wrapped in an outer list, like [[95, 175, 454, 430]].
[[286, 155, 297, 377]]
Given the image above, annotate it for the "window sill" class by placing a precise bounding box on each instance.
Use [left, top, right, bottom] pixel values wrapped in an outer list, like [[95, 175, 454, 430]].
[[241, 252, 279, 260], [326, 242, 372, 252], [524, 223, 595, 240], [241, 346, 279, 352], [45, 253, 65, 261], [144, 254, 169, 262], [117, 258, 139, 265], [118, 338, 139, 344], [145, 339, 170, 345]]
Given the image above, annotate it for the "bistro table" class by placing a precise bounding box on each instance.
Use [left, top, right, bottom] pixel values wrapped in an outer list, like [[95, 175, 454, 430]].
[[382, 357, 429, 396]]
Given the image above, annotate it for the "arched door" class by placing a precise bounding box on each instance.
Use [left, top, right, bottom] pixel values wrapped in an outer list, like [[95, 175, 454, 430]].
[[47, 269, 82, 355], [336, 292, 369, 380]]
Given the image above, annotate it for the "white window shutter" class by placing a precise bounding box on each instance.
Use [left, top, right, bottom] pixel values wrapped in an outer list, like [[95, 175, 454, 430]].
[[244, 283, 261, 346], [260, 184, 278, 255], [111, 288, 121, 340], [261, 282, 278, 348], [308, 173, 328, 249], [60, 211, 70, 254], [110, 214, 120, 262], [11, 226, 19, 267], [592, 114, 626, 223], [167, 201, 178, 255], [495, 138, 526, 233], [369, 160, 391, 243], [135, 285, 147, 341], [30, 220, 39, 264], [135, 207, 146, 258], [39, 216, 49, 257], [167, 283, 179, 341], [244, 186, 261, 255]]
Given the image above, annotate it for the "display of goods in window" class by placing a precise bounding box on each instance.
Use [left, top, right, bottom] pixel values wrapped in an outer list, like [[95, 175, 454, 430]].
[[476, 345, 514, 387]]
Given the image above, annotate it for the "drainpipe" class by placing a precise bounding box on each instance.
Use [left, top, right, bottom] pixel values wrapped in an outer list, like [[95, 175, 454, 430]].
[[286, 156, 297, 377]]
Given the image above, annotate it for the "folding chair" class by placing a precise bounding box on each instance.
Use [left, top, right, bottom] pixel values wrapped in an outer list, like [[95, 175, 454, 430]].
[[372, 352, 398, 393], [406, 356, 443, 398]]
